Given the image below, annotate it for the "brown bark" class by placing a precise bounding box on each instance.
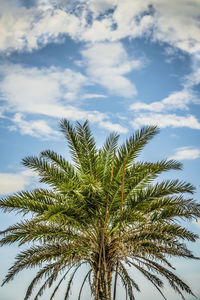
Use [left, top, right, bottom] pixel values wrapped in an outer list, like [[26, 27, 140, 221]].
[[94, 267, 112, 300], [94, 151, 116, 300]]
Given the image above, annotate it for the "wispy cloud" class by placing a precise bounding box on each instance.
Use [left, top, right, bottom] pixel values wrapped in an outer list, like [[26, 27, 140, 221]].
[[169, 147, 200, 160], [0, 63, 129, 136], [81, 42, 141, 98], [152, 0, 200, 54], [130, 51, 200, 130], [82, 94, 108, 100], [0, 63, 103, 120], [10, 113, 61, 139], [0, 170, 36, 195], [0, 64, 87, 109], [130, 89, 198, 113], [184, 52, 200, 88], [131, 113, 200, 130], [99, 120, 128, 133]]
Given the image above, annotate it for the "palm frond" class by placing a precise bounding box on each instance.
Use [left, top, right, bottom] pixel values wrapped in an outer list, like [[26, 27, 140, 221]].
[[98, 132, 119, 183], [0, 220, 78, 246], [24, 262, 68, 300], [50, 264, 77, 300], [0, 189, 64, 215], [40, 149, 76, 178], [22, 156, 70, 188], [59, 119, 85, 173], [118, 261, 140, 300], [128, 260, 168, 300], [78, 269, 92, 300], [75, 120, 97, 176], [114, 126, 159, 178], [64, 263, 85, 300]]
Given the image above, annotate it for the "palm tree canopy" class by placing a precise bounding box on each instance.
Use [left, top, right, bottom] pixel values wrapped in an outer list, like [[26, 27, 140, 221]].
[[0, 119, 200, 300]]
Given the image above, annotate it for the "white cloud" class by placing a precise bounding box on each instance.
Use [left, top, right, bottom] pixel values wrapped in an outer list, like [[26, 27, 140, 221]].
[[184, 52, 200, 88], [169, 146, 200, 160], [0, 64, 106, 122], [0, 6, 34, 52], [0, 63, 131, 136], [152, 0, 200, 54], [130, 89, 198, 112], [10, 113, 128, 136], [0, 3, 83, 52], [99, 120, 128, 133], [81, 42, 141, 98], [0, 64, 87, 109], [85, 0, 117, 17], [129, 49, 200, 127], [82, 94, 107, 99], [186, 68, 200, 88], [0, 170, 35, 195], [131, 113, 200, 130], [130, 67, 200, 129], [0, 0, 200, 56], [82, 1, 154, 42], [10, 113, 61, 139]]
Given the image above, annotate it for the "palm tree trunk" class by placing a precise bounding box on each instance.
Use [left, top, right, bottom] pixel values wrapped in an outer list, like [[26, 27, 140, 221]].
[[94, 234, 111, 300], [94, 268, 111, 300], [94, 152, 116, 300]]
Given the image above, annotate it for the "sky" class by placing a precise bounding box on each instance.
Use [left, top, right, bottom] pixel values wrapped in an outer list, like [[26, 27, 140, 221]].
[[0, 0, 200, 299]]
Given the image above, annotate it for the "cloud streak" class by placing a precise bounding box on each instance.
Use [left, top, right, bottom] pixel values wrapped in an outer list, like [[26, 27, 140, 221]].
[[131, 113, 200, 130], [130, 89, 198, 113], [99, 120, 128, 133], [169, 147, 200, 160], [10, 113, 61, 139]]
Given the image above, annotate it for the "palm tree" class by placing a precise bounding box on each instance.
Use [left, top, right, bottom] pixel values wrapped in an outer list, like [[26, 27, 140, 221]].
[[0, 119, 199, 300]]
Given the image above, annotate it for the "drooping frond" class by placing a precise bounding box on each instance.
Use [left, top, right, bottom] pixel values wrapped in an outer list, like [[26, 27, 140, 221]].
[[128, 260, 168, 300], [2, 246, 67, 285], [132, 257, 196, 299], [118, 261, 140, 300], [0, 189, 61, 215], [24, 262, 73, 300], [78, 269, 92, 300], [64, 263, 85, 300], [33, 264, 68, 300], [0, 220, 79, 246], [129, 261, 164, 289]]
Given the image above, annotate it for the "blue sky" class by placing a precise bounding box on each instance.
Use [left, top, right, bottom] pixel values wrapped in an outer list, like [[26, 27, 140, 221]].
[[0, 0, 200, 299]]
